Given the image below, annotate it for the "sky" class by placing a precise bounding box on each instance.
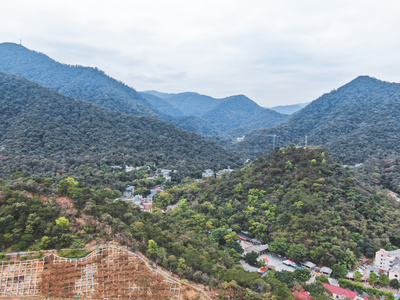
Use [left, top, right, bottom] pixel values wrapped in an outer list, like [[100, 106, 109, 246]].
[[1, 0, 400, 107]]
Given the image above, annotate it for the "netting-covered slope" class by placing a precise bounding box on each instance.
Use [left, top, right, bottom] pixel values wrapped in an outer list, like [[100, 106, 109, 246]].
[[0, 244, 180, 299]]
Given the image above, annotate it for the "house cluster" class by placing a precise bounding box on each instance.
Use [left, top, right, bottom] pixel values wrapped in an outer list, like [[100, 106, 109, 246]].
[[118, 185, 164, 212], [238, 232, 269, 256], [292, 283, 380, 300], [125, 165, 150, 172], [202, 166, 233, 178]]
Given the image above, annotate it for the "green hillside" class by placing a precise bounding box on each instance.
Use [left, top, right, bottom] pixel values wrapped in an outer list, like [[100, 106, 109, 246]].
[[157, 146, 400, 267], [0, 72, 241, 181], [236, 76, 400, 164]]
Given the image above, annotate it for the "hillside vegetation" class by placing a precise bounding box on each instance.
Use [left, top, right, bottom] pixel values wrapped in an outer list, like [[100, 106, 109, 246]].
[[142, 91, 289, 139], [0, 43, 288, 141], [157, 146, 400, 267], [0, 72, 241, 181], [236, 76, 400, 164], [0, 42, 155, 116], [1, 147, 399, 299]]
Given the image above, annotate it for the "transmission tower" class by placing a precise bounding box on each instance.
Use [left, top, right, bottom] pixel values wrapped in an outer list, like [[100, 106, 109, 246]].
[[266, 134, 277, 150], [305, 135, 308, 147]]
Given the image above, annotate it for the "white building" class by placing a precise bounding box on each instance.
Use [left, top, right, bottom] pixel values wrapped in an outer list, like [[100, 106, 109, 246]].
[[374, 249, 396, 271], [202, 169, 214, 178], [389, 264, 400, 281]]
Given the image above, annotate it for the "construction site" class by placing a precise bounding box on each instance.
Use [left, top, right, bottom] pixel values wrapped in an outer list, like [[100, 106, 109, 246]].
[[0, 244, 181, 299]]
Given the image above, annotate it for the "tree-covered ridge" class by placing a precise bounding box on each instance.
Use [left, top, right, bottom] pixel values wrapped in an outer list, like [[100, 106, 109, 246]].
[[158, 146, 400, 267], [0, 43, 288, 141], [0, 72, 241, 180], [236, 76, 400, 164], [142, 91, 289, 139], [0, 42, 155, 116]]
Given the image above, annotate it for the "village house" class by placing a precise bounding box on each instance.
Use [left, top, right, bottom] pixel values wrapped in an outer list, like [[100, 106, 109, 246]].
[[123, 185, 135, 198], [292, 290, 312, 300], [320, 266, 333, 277], [216, 166, 233, 177], [389, 264, 400, 280], [321, 283, 358, 299], [202, 169, 214, 178], [300, 261, 316, 271]]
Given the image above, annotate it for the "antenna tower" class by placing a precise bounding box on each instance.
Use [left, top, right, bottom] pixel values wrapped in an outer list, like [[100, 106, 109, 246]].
[[266, 134, 277, 150]]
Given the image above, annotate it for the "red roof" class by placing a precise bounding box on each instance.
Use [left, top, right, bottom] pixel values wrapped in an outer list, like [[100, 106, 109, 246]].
[[257, 267, 268, 274], [321, 283, 357, 299], [292, 291, 311, 300], [239, 236, 247, 241]]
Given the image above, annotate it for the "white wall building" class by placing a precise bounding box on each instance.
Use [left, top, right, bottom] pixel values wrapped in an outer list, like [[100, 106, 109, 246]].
[[374, 249, 395, 271]]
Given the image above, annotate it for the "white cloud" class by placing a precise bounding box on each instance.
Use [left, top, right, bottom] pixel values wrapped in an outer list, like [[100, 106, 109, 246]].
[[1, 0, 400, 106]]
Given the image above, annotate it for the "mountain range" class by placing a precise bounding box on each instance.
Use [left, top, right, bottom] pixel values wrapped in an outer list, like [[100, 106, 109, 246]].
[[1, 42, 400, 167], [270, 102, 310, 115], [0, 71, 240, 179], [0, 42, 288, 140], [235, 76, 400, 164]]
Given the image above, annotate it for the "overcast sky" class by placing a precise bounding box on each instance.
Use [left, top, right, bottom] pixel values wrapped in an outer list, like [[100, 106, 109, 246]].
[[1, 1, 400, 107]]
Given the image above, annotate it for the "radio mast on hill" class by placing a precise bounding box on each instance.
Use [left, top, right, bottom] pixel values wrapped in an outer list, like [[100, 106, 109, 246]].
[[266, 134, 277, 150]]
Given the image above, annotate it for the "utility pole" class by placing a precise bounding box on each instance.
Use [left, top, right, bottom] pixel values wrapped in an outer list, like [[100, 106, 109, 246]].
[[305, 135, 308, 147]]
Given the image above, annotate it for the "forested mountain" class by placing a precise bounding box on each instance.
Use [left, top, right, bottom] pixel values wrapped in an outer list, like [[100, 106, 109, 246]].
[[157, 146, 400, 267], [202, 95, 288, 136], [270, 102, 309, 115], [0, 42, 156, 116], [236, 76, 400, 164], [0, 72, 241, 180], [141, 91, 289, 138], [142, 91, 221, 116], [0, 43, 288, 141]]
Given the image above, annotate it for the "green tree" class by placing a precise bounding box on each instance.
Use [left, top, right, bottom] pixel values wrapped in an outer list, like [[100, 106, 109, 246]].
[[354, 270, 362, 282], [287, 243, 309, 263], [294, 268, 311, 282], [369, 272, 378, 285], [210, 228, 229, 246], [269, 237, 289, 255], [148, 239, 159, 260], [332, 264, 347, 279], [55, 217, 71, 233], [380, 273, 389, 286], [316, 275, 329, 284], [390, 279, 400, 289], [244, 252, 259, 267], [274, 270, 296, 287], [57, 177, 79, 195]]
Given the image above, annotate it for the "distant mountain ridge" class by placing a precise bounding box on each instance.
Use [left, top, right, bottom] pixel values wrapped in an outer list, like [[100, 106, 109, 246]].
[[235, 76, 400, 164], [270, 102, 309, 115], [0, 42, 288, 140], [141, 91, 289, 137], [0, 42, 157, 117]]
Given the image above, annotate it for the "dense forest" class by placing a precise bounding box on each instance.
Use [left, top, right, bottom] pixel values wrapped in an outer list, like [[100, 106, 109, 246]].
[[0, 43, 156, 117], [155, 146, 400, 268], [142, 91, 289, 139], [0, 43, 288, 142], [1, 147, 398, 299], [0, 72, 241, 183], [235, 76, 400, 164]]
